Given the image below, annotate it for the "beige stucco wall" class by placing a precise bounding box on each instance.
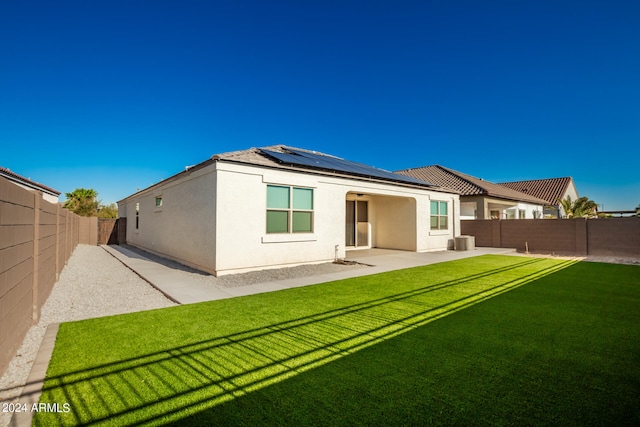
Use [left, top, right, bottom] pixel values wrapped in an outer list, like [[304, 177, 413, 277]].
[[214, 164, 331, 274], [214, 162, 460, 274], [559, 180, 580, 217], [119, 161, 461, 276], [367, 195, 416, 251], [119, 166, 217, 273], [462, 196, 543, 220], [425, 193, 460, 251]]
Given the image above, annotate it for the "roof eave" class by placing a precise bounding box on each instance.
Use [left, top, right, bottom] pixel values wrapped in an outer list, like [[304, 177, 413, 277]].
[[0, 170, 61, 196], [220, 156, 455, 192]]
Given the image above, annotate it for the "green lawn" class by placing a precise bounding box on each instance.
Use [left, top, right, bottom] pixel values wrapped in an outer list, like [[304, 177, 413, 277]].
[[35, 255, 640, 426]]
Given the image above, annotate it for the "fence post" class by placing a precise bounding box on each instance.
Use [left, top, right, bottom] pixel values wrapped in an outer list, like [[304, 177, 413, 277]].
[[492, 219, 502, 247], [55, 204, 60, 280], [32, 193, 40, 324], [575, 218, 588, 255], [66, 209, 71, 262]]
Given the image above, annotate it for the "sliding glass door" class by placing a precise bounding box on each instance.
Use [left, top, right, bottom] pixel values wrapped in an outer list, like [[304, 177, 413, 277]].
[[345, 200, 368, 248]]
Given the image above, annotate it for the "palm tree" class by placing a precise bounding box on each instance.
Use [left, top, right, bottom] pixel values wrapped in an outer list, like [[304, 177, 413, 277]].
[[63, 188, 99, 217], [559, 195, 598, 218]]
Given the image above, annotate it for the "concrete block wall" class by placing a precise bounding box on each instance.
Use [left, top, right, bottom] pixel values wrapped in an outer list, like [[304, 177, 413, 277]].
[[461, 218, 640, 257], [500, 219, 582, 253], [0, 178, 35, 380], [588, 218, 640, 257], [0, 176, 89, 377], [79, 216, 98, 246], [457, 220, 495, 247]]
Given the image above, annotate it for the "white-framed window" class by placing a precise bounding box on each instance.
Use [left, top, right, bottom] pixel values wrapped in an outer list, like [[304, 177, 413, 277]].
[[266, 185, 314, 233], [430, 200, 448, 230], [135, 202, 140, 230], [155, 196, 163, 207]]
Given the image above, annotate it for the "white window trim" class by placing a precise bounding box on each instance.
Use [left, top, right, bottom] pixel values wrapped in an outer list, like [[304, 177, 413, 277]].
[[266, 184, 314, 234], [135, 202, 140, 232], [430, 200, 449, 231], [262, 234, 317, 244]]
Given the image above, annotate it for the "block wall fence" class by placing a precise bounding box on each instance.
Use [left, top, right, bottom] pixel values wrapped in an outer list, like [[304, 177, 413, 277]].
[[0, 176, 97, 377], [461, 218, 640, 257]]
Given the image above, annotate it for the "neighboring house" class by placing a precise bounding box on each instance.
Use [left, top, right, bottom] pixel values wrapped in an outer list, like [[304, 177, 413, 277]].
[[396, 165, 546, 220], [0, 166, 60, 203], [498, 177, 578, 218], [118, 146, 461, 276]]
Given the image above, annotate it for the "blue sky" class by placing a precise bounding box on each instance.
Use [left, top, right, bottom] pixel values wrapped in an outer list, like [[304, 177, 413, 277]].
[[1, 1, 638, 210]]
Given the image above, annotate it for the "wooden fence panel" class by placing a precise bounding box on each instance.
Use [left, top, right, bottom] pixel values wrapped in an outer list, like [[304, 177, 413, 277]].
[[98, 218, 119, 245]]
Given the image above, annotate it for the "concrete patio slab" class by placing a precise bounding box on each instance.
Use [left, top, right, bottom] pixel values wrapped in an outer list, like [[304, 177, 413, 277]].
[[220, 281, 290, 298], [102, 245, 237, 304], [345, 247, 518, 272], [102, 245, 517, 305]]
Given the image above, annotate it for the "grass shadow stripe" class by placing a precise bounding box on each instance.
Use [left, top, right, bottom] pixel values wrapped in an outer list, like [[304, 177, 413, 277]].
[[36, 256, 583, 425]]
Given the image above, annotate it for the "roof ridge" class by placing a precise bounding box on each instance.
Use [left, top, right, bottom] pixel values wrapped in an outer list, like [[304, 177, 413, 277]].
[[497, 176, 572, 185], [0, 166, 61, 195], [436, 165, 488, 194], [397, 163, 439, 173]]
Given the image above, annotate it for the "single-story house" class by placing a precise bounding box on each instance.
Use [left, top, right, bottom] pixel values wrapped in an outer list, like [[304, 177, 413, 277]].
[[0, 166, 61, 203], [497, 177, 578, 219], [395, 165, 547, 220], [118, 146, 461, 276]]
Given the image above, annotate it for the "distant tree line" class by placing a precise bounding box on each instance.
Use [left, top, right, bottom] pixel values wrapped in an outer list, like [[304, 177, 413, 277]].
[[63, 188, 118, 218], [560, 196, 640, 218]]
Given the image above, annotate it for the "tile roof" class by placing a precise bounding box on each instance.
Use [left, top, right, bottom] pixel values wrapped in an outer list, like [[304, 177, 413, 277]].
[[497, 177, 573, 205], [0, 166, 61, 196], [396, 165, 548, 205]]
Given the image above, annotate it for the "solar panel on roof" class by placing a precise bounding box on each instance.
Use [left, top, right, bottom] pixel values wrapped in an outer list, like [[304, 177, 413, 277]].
[[260, 148, 435, 187]]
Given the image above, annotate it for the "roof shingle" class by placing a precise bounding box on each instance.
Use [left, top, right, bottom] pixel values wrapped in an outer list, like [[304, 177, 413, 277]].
[[498, 177, 573, 205], [215, 145, 449, 189], [396, 165, 548, 205], [119, 146, 456, 203]]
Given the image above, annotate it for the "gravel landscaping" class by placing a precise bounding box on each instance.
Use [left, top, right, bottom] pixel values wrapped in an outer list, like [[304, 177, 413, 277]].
[[0, 244, 367, 427], [0, 245, 176, 427], [121, 244, 367, 288]]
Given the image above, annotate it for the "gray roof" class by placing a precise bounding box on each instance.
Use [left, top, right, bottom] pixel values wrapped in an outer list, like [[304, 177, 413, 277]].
[[220, 145, 440, 188], [119, 146, 456, 202]]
